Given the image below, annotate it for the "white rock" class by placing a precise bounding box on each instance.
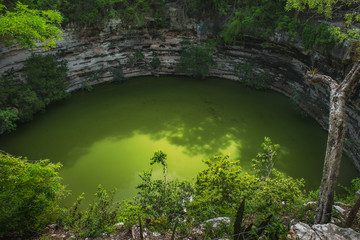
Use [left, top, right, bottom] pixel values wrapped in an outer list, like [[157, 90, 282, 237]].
[[114, 222, 125, 230], [334, 205, 346, 216], [291, 222, 360, 240]]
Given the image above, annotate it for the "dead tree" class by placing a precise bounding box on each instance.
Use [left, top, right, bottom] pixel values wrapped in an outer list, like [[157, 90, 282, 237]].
[[305, 61, 360, 224]]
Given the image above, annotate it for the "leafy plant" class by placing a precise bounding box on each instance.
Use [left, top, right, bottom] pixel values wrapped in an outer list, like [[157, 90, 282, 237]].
[[178, 40, 216, 78], [135, 151, 194, 234], [0, 69, 44, 123], [301, 23, 335, 50], [23, 54, 69, 105], [277, 15, 300, 38], [0, 153, 65, 238], [0, 1, 63, 50], [129, 49, 145, 66], [0, 108, 19, 134], [236, 63, 270, 90], [113, 64, 127, 83], [61, 185, 119, 238], [251, 137, 280, 179], [150, 51, 161, 69]]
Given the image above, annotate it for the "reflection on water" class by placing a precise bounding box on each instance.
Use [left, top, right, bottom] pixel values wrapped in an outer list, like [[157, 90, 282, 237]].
[[0, 76, 357, 205]]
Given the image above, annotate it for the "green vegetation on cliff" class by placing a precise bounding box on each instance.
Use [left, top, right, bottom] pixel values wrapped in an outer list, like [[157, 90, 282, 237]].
[[0, 54, 68, 134], [0, 152, 65, 238]]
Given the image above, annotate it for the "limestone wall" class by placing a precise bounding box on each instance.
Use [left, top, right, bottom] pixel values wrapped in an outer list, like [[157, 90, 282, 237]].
[[0, 24, 359, 170]]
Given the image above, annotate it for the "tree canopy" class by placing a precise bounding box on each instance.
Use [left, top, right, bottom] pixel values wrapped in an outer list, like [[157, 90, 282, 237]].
[[285, 0, 360, 43], [0, 1, 63, 50]]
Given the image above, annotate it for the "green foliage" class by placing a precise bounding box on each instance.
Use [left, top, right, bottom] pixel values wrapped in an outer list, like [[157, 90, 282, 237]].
[[236, 63, 270, 90], [202, 219, 232, 239], [150, 51, 161, 69], [234, 199, 252, 240], [153, 12, 169, 28], [80, 79, 94, 91], [0, 1, 63, 50], [285, 0, 360, 43], [251, 137, 280, 179], [190, 151, 305, 222], [222, 0, 288, 42], [0, 152, 65, 238], [135, 152, 194, 233], [301, 23, 335, 50], [336, 178, 360, 205], [61, 185, 119, 238], [0, 69, 43, 132], [129, 49, 145, 66], [0, 54, 68, 134], [113, 64, 127, 83], [191, 155, 243, 219], [178, 40, 216, 78], [55, 0, 122, 27], [150, 150, 167, 174], [23, 54, 69, 105], [0, 108, 19, 133], [277, 15, 300, 38], [187, 0, 232, 18]]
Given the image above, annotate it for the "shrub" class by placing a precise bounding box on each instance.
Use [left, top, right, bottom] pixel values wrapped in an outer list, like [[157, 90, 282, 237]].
[[113, 64, 127, 83], [23, 54, 69, 105], [150, 51, 161, 69], [0, 108, 19, 134], [0, 153, 65, 238], [135, 151, 194, 234], [60, 185, 119, 238], [178, 40, 216, 78], [0, 69, 44, 124], [302, 23, 335, 50], [190, 145, 305, 222], [236, 63, 270, 90]]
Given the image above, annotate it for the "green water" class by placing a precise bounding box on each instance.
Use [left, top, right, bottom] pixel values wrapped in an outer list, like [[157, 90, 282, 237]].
[[0, 76, 358, 204]]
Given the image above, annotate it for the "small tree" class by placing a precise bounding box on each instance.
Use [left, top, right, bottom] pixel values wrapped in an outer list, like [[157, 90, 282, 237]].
[[0, 1, 63, 50], [150, 150, 168, 184], [0, 152, 65, 237], [251, 137, 280, 179], [22, 54, 69, 105], [178, 40, 216, 78]]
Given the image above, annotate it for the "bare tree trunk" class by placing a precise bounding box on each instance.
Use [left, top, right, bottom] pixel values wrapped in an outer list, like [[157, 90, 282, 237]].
[[345, 190, 360, 227], [315, 92, 347, 223], [305, 61, 360, 224]]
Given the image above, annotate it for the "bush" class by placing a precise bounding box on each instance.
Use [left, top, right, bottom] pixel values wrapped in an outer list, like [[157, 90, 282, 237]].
[[135, 151, 194, 234], [236, 63, 271, 90], [0, 54, 68, 134], [60, 185, 119, 238], [0, 152, 65, 238], [0, 69, 44, 124], [190, 142, 305, 222], [113, 64, 127, 83], [178, 40, 216, 78], [23, 54, 69, 105], [0, 108, 19, 134], [301, 23, 335, 50]]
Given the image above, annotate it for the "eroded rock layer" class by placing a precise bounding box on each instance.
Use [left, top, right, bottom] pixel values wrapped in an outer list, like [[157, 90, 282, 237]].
[[0, 23, 359, 170]]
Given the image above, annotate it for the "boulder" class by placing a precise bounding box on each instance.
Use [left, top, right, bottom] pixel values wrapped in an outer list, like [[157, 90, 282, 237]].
[[289, 222, 360, 240]]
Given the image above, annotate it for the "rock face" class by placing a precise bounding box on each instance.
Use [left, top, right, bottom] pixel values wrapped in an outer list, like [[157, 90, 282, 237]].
[[290, 222, 360, 240], [0, 14, 360, 170]]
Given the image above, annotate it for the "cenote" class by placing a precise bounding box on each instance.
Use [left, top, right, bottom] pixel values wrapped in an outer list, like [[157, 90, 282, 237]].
[[0, 76, 357, 205]]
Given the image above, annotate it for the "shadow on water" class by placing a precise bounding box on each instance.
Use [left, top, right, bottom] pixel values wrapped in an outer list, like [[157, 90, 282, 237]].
[[0, 76, 357, 205]]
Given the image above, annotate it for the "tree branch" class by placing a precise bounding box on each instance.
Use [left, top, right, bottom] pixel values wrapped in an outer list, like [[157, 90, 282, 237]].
[[305, 71, 339, 90], [340, 61, 360, 100]]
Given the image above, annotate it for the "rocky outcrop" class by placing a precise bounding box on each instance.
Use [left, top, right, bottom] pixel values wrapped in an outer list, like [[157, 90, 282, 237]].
[[289, 222, 360, 240], [0, 16, 360, 170]]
